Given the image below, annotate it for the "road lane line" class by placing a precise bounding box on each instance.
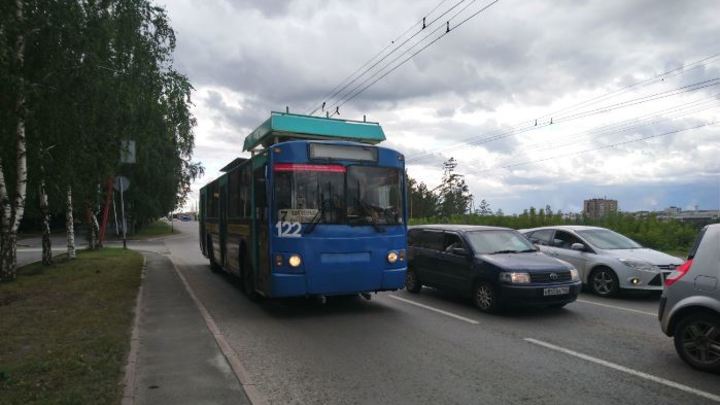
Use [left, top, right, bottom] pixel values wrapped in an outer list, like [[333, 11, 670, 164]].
[[576, 298, 656, 316], [170, 259, 268, 405], [388, 295, 479, 324], [524, 338, 720, 403]]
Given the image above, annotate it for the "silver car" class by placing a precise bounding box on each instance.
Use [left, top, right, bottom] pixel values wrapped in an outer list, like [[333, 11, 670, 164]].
[[659, 223, 720, 373], [520, 226, 683, 297]]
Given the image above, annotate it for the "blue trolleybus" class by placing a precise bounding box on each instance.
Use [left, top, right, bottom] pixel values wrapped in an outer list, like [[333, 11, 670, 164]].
[[199, 112, 408, 299]]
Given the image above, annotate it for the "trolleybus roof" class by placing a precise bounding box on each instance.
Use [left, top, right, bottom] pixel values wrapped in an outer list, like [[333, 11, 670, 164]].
[[243, 111, 386, 151]]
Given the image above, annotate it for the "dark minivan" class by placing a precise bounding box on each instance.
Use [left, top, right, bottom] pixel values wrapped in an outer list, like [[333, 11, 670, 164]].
[[406, 225, 582, 312]]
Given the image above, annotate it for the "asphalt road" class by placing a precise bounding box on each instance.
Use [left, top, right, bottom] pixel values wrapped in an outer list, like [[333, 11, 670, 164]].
[[155, 221, 720, 405]]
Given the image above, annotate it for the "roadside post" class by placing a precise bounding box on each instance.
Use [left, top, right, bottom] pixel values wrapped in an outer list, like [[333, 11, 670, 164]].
[[114, 176, 130, 249], [118, 140, 136, 249]]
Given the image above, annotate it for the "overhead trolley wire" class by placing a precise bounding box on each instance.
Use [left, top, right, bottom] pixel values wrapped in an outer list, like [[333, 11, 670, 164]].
[[330, 0, 502, 111], [307, 0, 456, 115]]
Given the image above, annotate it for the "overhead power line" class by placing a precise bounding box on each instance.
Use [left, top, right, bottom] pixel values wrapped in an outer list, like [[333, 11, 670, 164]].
[[403, 50, 720, 162], [521, 95, 720, 154], [534, 51, 720, 123], [406, 76, 720, 163], [470, 120, 718, 174]]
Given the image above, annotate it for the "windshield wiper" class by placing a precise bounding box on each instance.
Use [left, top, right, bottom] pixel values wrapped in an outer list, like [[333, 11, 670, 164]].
[[303, 207, 323, 235], [305, 197, 330, 235], [355, 197, 384, 233], [490, 249, 520, 254]]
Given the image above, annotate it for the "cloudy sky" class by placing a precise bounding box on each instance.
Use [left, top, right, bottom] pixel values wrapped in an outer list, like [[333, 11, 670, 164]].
[[162, 0, 720, 214]]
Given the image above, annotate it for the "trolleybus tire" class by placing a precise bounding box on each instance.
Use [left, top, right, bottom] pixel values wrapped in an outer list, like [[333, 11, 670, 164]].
[[208, 237, 221, 273], [243, 268, 260, 301]]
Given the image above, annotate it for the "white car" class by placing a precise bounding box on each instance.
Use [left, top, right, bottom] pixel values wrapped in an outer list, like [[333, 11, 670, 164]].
[[520, 226, 683, 297]]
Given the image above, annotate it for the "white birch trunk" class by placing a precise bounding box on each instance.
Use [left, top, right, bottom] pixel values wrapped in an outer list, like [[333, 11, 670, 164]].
[[39, 176, 52, 265], [87, 207, 99, 250], [1, 158, 14, 280], [0, 0, 27, 281], [66, 185, 76, 259]]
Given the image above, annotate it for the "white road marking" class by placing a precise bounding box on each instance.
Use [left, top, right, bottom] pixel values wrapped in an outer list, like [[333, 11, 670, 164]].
[[525, 338, 720, 403], [388, 295, 479, 324], [576, 298, 656, 317], [17, 248, 71, 252]]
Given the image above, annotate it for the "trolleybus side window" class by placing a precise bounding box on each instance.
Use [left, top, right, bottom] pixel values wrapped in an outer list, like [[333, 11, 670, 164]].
[[254, 166, 268, 221], [228, 169, 241, 218], [207, 182, 219, 218]]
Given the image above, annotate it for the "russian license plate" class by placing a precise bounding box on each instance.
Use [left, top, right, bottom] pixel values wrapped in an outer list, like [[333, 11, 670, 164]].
[[543, 287, 570, 296]]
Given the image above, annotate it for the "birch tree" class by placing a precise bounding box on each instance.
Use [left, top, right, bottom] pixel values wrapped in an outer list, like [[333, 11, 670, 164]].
[[0, 0, 28, 282]]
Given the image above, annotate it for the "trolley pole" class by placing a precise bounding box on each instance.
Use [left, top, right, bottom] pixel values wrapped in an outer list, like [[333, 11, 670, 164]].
[[120, 177, 127, 249]]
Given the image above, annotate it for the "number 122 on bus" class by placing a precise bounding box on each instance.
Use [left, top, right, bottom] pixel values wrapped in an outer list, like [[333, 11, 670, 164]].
[[199, 112, 408, 300]]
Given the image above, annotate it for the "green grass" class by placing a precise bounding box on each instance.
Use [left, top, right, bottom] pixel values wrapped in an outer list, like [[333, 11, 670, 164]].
[[663, 249, 688, 259], [0, 248, 143, 405], [131, 219, 175, 239]]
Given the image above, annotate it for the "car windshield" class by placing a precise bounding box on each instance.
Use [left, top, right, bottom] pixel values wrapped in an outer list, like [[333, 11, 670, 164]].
[[576, 229, 642, 249], [464, 230, 536, 255], [273, 165, 402, 226]]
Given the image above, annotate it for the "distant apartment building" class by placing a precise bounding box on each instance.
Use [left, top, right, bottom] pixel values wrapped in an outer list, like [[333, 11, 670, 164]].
[[583, 198, 618, 220]]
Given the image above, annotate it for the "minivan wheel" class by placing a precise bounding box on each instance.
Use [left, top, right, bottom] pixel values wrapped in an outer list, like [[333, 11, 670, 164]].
[[590, 267, 619, 297], [473, 282, 499, 313], [673, 313, 720, 373], [405, 268, 422, 293]]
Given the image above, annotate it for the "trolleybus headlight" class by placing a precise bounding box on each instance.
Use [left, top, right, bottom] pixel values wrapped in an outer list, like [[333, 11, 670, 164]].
[[274, 254, 284, 267], [387, 251, 399, 264], [398, 249, 406, 262], [288, 254, 302, 267]]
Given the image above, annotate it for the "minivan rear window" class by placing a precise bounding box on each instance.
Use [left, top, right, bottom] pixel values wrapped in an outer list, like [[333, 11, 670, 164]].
[[687, 226, 708, 259]]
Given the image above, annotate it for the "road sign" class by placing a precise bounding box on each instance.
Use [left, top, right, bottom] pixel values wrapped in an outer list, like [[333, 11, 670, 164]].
[[113, 176, 130, 192]]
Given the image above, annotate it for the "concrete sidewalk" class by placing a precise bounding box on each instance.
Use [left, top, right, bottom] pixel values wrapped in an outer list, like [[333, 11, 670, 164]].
[[126, 252, 249, 405]]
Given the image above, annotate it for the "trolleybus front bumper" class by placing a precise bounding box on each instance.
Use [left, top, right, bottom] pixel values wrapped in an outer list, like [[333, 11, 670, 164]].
[[271, 267, 407, 297]]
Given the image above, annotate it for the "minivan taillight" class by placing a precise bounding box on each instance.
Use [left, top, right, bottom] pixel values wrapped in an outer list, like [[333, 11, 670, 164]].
[[664, 259, 693, 287]]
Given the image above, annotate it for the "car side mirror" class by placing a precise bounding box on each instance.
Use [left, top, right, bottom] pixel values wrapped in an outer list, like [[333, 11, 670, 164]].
[[571, 243, 586, 251], [451, 247, 468, 256]]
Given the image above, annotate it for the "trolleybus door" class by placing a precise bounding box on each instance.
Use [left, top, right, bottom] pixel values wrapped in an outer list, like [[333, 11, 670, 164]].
[[219, 176, 228, 267]]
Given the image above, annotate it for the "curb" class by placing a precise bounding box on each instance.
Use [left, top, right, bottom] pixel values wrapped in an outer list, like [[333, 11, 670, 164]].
[[121, 255, 146, 405], [169, 259, 268, 405]]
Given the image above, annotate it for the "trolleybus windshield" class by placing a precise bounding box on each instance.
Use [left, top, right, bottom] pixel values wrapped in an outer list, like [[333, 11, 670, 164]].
[[273, 164, 402, 226]]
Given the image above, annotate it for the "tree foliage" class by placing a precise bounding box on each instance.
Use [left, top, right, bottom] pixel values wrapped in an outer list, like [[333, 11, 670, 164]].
[[0, 0, 201, 280]]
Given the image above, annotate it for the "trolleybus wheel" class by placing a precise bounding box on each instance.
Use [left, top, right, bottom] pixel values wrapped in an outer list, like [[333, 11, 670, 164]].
[[243, 268, 260, 301], [208, 238, 221, 273]]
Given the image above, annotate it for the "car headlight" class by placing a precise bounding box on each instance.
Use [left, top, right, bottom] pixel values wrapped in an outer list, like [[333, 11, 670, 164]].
[[288, 254, 302, 267], [569, 268, 580, 281], [387, 251, 399, 263], [619, 259, 657, 272], [499, 272, 531, 284]]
